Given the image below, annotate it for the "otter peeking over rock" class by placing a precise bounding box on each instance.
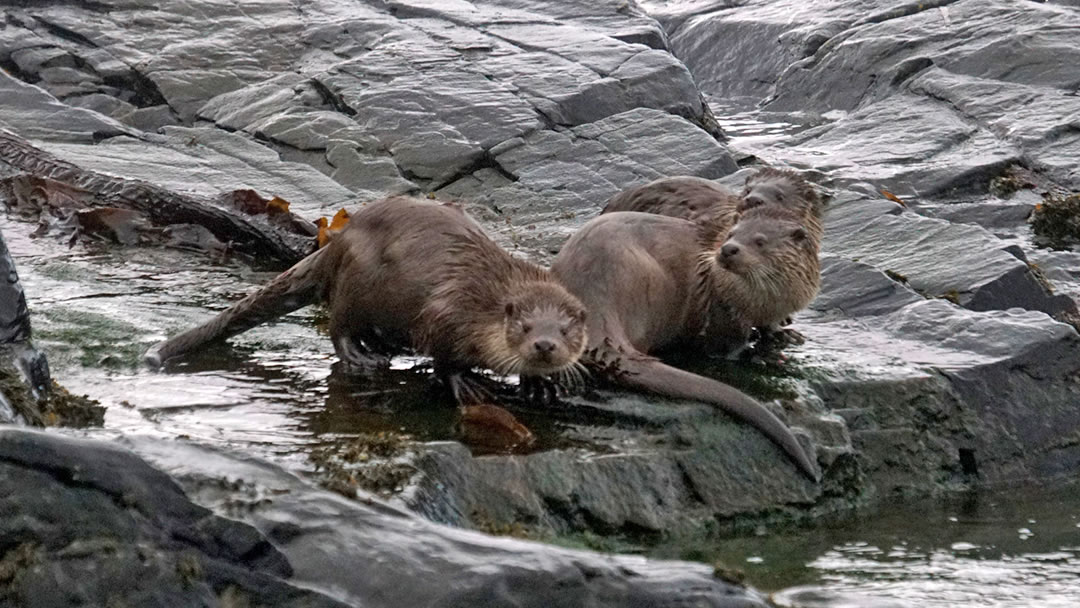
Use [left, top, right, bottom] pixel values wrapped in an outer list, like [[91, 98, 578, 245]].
[[550, 211, 819, 481], [601, 167, 824, 241], [145, 197, 588, 403]]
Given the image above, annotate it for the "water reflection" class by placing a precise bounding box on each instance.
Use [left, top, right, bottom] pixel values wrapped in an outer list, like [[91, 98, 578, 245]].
[[651, 486, 1080, 607]]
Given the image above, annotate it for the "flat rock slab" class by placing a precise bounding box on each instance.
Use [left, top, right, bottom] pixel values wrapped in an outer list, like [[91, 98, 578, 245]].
[[38, 128, 356, 217], [442, 107, 737, 252], [655, 0, 1080, 190], [821, 194, 1074, 316]]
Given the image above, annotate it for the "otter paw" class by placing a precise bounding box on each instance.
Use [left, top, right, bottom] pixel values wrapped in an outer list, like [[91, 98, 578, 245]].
[[768, 326, 806, 346], [446, 372, 501, 405], [335, 337, 391, 371], [520, 375, 563, 405]]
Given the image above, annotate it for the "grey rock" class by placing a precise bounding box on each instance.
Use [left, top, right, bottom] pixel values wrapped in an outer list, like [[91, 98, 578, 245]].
[[326, 142, 419, 199], [123, 104, 181, 133], [0, 429, 349, 608], [922, 196, 1036, 231], [34, 127, 355, 217], [0, 71, 134, 143], [64, 93, 139, 120], [38, 66, 101, 85], [822, 192, 1074, 316], [762, 93, 1022, 196], [114, 432, 771, 608], [811, 254, 925, 318], [438, 107, 738, 252], [10, 45, 74, 74]]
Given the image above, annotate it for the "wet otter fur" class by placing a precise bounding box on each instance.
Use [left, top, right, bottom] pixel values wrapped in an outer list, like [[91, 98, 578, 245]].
[[145, 197, 588, 402], [701, 204, 821, 350], [602, 168, 823, 350], [601, 168, 824, 241], [551, 211, 819, 480]]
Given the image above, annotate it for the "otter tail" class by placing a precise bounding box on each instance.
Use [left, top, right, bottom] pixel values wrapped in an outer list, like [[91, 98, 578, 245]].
[[144, 246, 330, 368], [614, 355, 819, 482]]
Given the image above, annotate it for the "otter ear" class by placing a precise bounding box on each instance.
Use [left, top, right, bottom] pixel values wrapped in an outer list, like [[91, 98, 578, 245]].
[[790, 226, 808, 242], [504, 301, 516, 317]]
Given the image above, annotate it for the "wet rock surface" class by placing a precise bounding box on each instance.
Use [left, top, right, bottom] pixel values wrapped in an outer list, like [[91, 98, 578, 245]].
[[0, 0, 1078, 593], [0, 428, 769, 608]]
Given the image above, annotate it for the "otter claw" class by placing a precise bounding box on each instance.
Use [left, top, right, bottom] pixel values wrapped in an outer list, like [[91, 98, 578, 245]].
[[520, 376, 562, 405], [763, 326, 805, 347], [446, 372, 498, 405], [335, 337, 390, 372]]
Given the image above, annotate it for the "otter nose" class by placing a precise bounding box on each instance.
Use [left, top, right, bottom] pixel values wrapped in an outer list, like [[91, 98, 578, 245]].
[[720, 243, 739, 258], [533, 339, 557, 354], [743, 194, 765, 209]]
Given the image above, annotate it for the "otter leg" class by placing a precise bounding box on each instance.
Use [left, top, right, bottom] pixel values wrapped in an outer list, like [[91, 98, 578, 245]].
[[757, 323, 806, 350], [440, 369, 501, 405], [334, 336, 391, 372]]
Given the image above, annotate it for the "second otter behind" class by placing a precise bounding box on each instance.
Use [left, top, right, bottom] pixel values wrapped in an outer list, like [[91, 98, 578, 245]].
[[551, 210, 819, 481]]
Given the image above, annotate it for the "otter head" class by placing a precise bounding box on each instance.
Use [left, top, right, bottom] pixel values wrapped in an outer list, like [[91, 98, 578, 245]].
[[717, 214, 810, 277], [738, 168, 818, 214], [500, 282, 587, 377]]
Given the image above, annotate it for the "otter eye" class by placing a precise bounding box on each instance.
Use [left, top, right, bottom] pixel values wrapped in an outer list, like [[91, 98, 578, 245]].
[[560, 326, 569, 336], [791, 227, 807, 242], [754, 236, 767, 248], [521, 323, 532, 333]]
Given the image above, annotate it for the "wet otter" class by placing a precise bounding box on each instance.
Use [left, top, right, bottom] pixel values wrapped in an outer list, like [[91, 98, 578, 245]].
[[602, 168, 823, 349], [145, 197, 588, 402], [601, 168, 823, 241], [700, 204, 821, 350], [551, 211, 819, 480]]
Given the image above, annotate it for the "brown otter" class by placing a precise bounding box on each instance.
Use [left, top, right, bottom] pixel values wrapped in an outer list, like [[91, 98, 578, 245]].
[[600, 168, 823, 241], [145, 197, 588, 403], [550, 210, 819, 481], [601, 168, 823, 350], [700, 204, 821, 350]]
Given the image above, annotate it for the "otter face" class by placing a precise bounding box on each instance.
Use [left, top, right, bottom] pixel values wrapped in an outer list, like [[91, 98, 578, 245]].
[[502, 287, 587, 377], [739, 168, 815, 214], [738, 180, 799, 213], [718, 217, 809, 275]]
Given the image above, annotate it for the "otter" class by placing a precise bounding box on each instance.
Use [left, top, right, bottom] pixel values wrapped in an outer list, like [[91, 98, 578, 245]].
[[601, 168, 823, 350], [550, 211, 819, 481], [600, 168, 823, 241], [699, 204, 821, 350], [145, 197, 588, 403]]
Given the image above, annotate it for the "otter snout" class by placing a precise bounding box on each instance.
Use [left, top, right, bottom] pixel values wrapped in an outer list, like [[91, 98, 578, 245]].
[[720, 243, 740, 258], [533, 338, 558, 354], [742, 194, 767, 210]]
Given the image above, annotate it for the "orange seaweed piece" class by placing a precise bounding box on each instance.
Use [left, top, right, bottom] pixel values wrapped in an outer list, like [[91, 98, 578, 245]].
[[329, 208, 350, 231], [459, 404, 534, 452], [267, 196, 291, 216], [881, 189, 906, 206]]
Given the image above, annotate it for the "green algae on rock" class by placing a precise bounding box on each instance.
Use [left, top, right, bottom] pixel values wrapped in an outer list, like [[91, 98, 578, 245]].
[[0, 358, 104, 427], [1031, 192, 1080, 248]]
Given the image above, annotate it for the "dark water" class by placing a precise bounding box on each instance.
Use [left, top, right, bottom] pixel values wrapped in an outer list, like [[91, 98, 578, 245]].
[[649, 484, 1080, 607], [6, 208, 1080, 607]]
